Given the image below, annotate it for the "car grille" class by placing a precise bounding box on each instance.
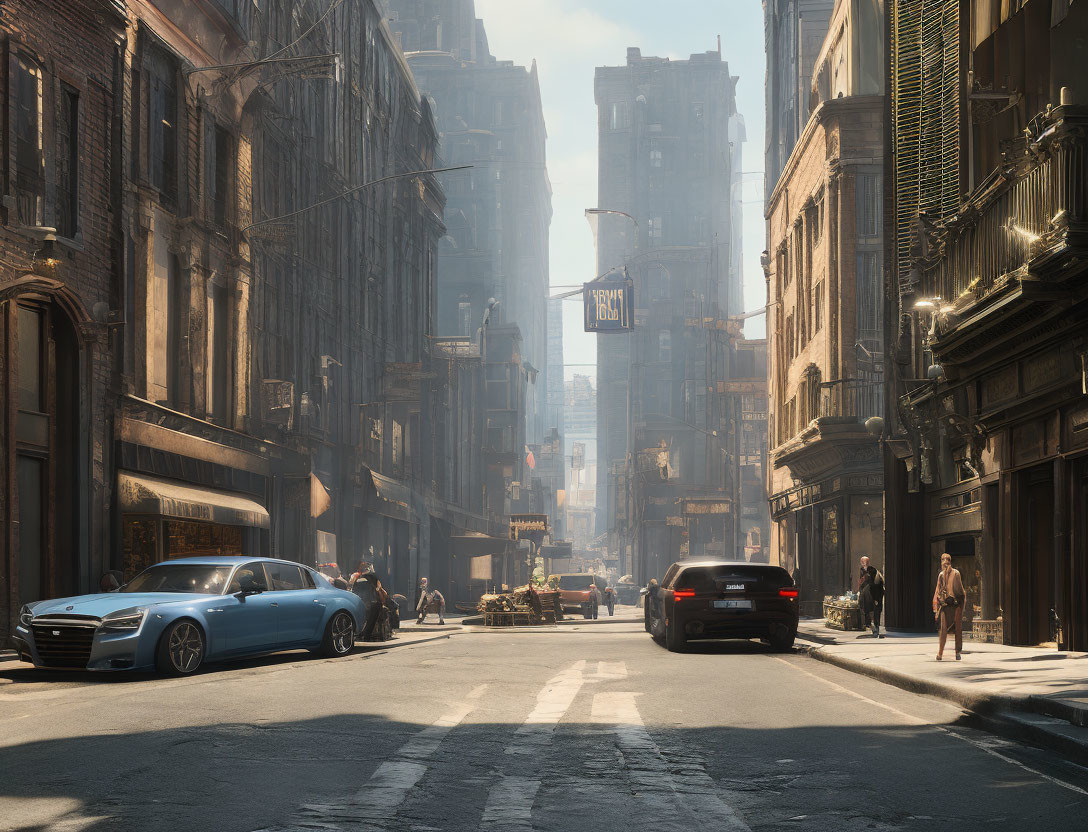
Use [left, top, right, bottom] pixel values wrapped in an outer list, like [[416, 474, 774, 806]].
[[31, 621, 98, 668]]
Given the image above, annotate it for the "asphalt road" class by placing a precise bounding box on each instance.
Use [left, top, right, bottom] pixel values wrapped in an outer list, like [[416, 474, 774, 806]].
[[2, 624, 1088, 832]]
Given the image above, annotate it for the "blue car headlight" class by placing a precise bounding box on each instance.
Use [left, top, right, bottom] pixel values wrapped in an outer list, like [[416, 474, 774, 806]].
[[19, 605, 33, 627], [100, 607, 147, 632]]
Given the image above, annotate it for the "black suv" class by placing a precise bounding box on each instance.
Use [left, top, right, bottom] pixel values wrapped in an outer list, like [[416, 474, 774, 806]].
[[644, 560, 799, 652]]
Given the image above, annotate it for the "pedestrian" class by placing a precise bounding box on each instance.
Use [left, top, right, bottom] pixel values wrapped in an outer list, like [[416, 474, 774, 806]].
[[416, 577, 446, 625], [588, 582, 601, 619], [857, 555, 886, 638], [359, 568, 392, 641], [932, 552, 966, 661], [604, 584, 617, 616]]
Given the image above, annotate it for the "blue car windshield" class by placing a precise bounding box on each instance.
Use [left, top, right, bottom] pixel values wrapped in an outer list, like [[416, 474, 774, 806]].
[[122, 565, 234, 595]]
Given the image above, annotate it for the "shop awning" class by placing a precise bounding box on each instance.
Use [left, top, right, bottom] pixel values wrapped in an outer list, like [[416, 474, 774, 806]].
[[368, 471, 411, 521], [118, 472, 270, 529], [450, 531, 511, 557]]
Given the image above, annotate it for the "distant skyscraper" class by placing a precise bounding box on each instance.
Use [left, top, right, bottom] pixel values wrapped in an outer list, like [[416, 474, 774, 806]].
[[594, 47, 746, 579], [387, 0, 552, 445]]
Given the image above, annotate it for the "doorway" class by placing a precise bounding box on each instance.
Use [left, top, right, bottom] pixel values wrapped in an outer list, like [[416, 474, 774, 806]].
[[7, 298, 80, 605], [1018, 464, 1056, 645]]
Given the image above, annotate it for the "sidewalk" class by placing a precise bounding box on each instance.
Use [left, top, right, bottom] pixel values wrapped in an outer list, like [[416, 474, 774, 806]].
[[797, 618, 1088, 760]]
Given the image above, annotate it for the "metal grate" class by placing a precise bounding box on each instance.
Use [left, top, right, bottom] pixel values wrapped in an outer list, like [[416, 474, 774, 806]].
[[892, 0, 961, 287]]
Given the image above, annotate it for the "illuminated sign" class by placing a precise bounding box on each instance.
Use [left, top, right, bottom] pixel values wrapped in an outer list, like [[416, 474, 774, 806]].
[[584, 277, 634, 332], [509, 514, 550, 540]]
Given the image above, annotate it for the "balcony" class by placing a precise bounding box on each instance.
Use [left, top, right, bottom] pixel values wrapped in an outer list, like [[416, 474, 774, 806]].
[[772, 378, 882, 483], [919, 106, 1088, 361]]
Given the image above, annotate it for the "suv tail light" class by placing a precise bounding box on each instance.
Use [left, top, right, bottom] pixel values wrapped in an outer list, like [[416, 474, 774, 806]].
[[778, 588, 799, 599], [673, 589, 696, 599]]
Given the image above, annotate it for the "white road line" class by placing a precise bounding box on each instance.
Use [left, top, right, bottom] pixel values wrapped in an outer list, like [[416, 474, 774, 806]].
[[593, 660, 628, 680], [592, 691, 752, 832], [776, 656, 1088, 796], [479, 661, 588, 830], [258, 684, 488, 832]]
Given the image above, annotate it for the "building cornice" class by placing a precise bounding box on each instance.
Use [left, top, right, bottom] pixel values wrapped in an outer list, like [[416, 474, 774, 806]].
[[765, 94, 884, 217]]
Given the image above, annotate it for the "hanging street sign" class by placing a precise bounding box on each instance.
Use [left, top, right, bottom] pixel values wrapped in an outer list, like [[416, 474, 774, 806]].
[[584, 275, 634, 332]]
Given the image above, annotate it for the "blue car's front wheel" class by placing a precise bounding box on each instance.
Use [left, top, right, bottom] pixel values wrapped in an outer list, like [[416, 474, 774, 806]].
[[157, 620, 205, 676], [318, 611, 355, 658]]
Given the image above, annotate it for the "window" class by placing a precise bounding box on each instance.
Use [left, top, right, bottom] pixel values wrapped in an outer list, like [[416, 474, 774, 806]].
[[165, 253, 183, 406], [392, 418, 403, 472], [658, 329, 671, 362], [648, 216, 663, 244], [56, 86, 79, 238], [856, 173, 881, 237], [856, 251, 882, 337], [609, 101, 630, 130], [458, 301, 472, 336], [16, 305, 43, 412], [691, 102, 705, 121], [205, 119, 231, 227], [265, 562, 306, 591], [147, 45, 179, 201], [811, 198, 823, 245], [208, 280, 230, 422], [650, 149, 663, 168], [227, 562, 268, 593], [12, 54, 45, 225], [815, 282, 824, 332]]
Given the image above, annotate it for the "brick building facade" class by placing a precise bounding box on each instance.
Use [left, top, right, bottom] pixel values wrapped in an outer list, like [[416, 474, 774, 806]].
[[765, 0, 886, 611], [0, 0, 127, 639]]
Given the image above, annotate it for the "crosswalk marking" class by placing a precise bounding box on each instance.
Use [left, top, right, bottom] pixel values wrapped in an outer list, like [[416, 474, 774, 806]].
[[480, 661, 588, 830], [593, 691, 752, 832], [255, 684, 488, 832]]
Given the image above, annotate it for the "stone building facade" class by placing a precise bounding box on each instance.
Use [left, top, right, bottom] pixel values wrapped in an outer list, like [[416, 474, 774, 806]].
[[765, 0, 885, 612]]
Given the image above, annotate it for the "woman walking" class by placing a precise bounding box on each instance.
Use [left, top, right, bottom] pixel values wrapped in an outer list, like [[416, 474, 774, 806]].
[[932, 553, 966, 660]]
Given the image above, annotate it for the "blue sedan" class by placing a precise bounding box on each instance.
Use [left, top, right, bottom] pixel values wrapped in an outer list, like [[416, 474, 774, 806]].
[[11, 557, 366, 675]]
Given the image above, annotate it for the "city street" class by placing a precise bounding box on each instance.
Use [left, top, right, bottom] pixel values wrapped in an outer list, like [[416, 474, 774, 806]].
[[3, 626, 1088, 832]]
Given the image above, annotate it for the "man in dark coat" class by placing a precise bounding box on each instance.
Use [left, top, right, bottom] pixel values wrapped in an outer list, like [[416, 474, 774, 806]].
[[858, 555, 886, 638]]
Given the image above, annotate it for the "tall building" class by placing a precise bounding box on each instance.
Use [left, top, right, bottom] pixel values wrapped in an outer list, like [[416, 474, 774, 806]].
[[387, 1, 553, 448], [764, 0, 835, 198], [764, 0, 886, 612], [594, 47, 746, 581], [885, 0, 1088, 645], [546, 298, 566, 438], [565, 374, 598, 548]]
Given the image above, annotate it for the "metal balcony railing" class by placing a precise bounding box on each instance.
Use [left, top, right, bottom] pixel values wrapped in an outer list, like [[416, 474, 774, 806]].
[[919, 107, 1088, 305], [819, 376, 884, 422]]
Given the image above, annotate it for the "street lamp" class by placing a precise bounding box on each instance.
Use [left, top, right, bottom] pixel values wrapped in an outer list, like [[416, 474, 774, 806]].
[[243, 165, 472, 235]]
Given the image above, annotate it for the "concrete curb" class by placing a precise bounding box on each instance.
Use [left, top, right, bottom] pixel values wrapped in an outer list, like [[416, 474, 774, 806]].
[[361, 632, 456, 652], [797, 640, 1088, 766], [798, 642, 1017, 714]]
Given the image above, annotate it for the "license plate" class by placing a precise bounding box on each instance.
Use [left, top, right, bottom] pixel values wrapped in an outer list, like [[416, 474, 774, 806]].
[[714, 599, 752, 610]]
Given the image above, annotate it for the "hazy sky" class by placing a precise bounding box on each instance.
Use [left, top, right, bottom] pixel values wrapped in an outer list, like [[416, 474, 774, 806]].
[[474, 0, 768, 383]]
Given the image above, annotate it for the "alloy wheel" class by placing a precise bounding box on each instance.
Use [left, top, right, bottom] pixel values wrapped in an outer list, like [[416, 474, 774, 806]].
[[168, 622, 204, 673], [331, 612, 354, 654]]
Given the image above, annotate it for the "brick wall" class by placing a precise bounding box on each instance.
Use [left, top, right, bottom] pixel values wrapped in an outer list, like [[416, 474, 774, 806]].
[[0, 0, 123, 636]]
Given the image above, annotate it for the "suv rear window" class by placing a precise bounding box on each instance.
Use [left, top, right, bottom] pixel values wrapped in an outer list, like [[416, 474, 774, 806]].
[[557, 575, 595, 589], [678, 565, 793, 593]]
